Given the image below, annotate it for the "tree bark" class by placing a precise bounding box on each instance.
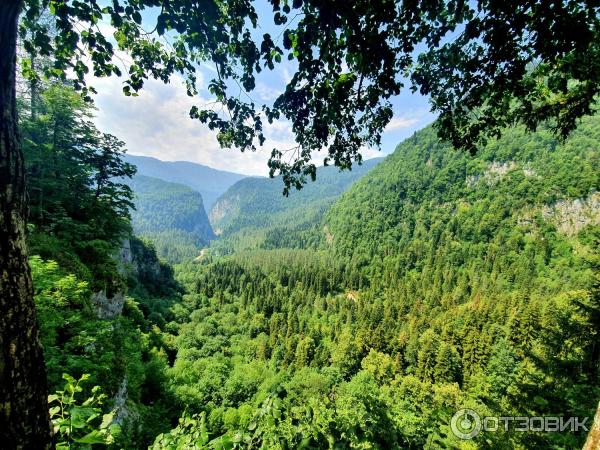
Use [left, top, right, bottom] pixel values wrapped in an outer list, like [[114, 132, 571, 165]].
[[0, 1, 53, 448], [584, 403, 600, 450]]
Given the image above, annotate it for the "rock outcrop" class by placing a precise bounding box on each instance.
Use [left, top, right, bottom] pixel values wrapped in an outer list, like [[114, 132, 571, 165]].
[[90, 290, 125, 319], [542, 192, 600, 236]]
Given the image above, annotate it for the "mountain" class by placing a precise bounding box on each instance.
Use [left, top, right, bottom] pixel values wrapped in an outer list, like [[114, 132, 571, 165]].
[[208, 157, 383, 252], [325, 120, 599, 261], [128, 175, 215, 262], [164, 118, 599, 448], [124, 154, 246, 212]]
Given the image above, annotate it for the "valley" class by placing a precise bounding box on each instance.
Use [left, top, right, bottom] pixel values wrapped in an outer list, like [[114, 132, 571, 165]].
[[5, 3, 600, 448], [125, 118, 598, 449]]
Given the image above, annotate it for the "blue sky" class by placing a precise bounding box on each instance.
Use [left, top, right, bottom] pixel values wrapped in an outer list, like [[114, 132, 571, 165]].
[[91, 2, 436, 176]]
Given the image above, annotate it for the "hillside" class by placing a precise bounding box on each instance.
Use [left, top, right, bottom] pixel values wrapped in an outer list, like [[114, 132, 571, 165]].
[[16, 69, 600, 450], [326, 119, 599, 263], [163, 118, 599, 449], [129, 175, 215, 262], [18, 84, 183, 448], [208, 157, 383, 253], [124, 154, 246, 212]]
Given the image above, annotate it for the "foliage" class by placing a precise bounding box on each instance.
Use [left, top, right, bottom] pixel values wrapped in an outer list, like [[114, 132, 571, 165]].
[[209, 158, 381, 255], [30, 255, 106, 391], [31, 253, 181, 448], [21, 80, 184, 447], [160, 119, 599, 449], [20, 83, 135, 291], [140, 230, 209, 265], [48, 374, 120, 449], [20, 0, 600, 191], [151, 413, 241, 450], [15, 8, 600, 446]]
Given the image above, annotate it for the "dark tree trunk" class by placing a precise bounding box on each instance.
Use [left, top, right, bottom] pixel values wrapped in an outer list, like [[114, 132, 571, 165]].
[[0, 1, 53, 448]]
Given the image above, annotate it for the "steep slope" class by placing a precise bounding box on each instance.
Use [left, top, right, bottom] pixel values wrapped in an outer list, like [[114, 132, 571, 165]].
[[124, 154, 246, 212], [32, 234, 183, 448], [208, 157, 383, 253], [128, 175, 215, 262], [325, 120, 599, 263]]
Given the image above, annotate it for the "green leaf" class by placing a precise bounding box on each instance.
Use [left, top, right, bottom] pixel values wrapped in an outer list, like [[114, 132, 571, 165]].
[[62, 373, 76, 384], [70, 406, 98, 428], [74, 430, 107, 444], [100, 412, 114, 429]]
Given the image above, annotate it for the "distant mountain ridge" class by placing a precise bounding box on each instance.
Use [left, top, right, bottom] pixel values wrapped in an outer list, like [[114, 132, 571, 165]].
[[208, 157, 384, 253], [128, 175, 215, 263], [124, 154, 247, 212], [210, 157, 384, 235]]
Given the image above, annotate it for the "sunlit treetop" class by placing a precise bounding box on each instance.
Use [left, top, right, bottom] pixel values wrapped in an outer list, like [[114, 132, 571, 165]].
[[21, 0, 600, 193]]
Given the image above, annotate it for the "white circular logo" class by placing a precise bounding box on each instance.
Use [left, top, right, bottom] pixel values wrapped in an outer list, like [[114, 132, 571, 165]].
[[451, 409, 482, 440]]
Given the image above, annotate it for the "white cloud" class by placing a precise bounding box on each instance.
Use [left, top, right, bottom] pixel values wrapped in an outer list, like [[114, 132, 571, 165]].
[[255, 82, 281, 101], [385, 116, 419, 132], [91, 73, 298, 176], [359, 147, 386, 160], [88, 65, 421, 177], [79, 19, 290, 176], [77, 15, 429, 177], [281, 66, 293, 84]]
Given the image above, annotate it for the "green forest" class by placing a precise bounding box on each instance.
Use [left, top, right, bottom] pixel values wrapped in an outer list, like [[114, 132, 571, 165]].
[[128, 175, 215, 263], [14, 77, 599, 449], [159, 121, 600, 449], [2, 1, 600, 449], [209, 158, 382, 255]]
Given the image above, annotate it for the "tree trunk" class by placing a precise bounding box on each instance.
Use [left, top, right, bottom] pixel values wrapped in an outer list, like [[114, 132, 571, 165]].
[[0, 1, 53, 448], [584, 402, 600, 450]]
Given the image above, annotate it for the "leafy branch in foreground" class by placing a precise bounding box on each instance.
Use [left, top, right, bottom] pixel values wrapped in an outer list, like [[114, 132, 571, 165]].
[[20, 0, 600, 192], [152, 412, 237, 450], [49, 374, 121, 449], [3, 0, 600, 446]]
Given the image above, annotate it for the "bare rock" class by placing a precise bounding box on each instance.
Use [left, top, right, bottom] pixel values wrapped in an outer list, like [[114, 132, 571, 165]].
[[91, 290, 125, 319]]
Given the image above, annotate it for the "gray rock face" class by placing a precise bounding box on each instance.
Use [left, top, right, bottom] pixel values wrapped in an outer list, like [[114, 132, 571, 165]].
[[91, 290, 125, 319], [117, 238, 133, 275], [90, 239, 132, 319], [517, 191, 600, 237], [209, 194, 240, 235], [542, 192, 600, 236], [112, 376, 139, 427], [466, 160, 537, 188]]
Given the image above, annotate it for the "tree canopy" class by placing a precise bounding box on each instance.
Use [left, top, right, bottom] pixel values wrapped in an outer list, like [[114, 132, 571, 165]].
[[21, 0, 600, 192], [154, 117, 599, 449]]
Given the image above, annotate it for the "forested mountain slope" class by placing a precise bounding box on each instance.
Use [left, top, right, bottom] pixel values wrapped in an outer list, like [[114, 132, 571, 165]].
[[325, 119, 599, 282], [19, 84, 183, 447], [128, 175, 215, 262], [160, 118, 599, 449], [208, 158, 382, 253], [18, 73, 600, 450], [124, 154, 246, 212]]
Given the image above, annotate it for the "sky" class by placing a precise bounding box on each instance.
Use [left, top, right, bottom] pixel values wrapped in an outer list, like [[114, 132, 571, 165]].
[[90, 4, 436, 177]]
